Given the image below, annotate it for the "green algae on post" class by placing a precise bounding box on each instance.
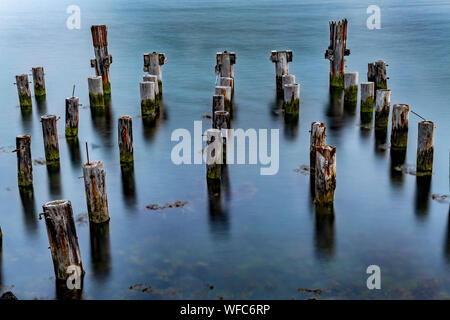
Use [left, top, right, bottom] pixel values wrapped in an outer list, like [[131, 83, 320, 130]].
[[374, 89, 391, 129], [65, 97, 79, 137], [88, 76, 105, 108], [118, 115, 134, 165], [140, 81, 157, 116], [390, 104, 410, 150], [416, 121, 434, 174], [82, 161, 110, 223], [15, 74, 32, 108], [270, 50, 293, 95], [344, 72, 358, 110], [41, 115, 60, 163], [283, 83, 300, 115], [368, 60, 388, 90], [32, 67, 46, 97], [15, 134, 33, 188]]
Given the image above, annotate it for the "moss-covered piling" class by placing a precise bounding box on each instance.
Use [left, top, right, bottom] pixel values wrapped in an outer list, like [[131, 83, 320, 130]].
[[416, 121, 434, 174]]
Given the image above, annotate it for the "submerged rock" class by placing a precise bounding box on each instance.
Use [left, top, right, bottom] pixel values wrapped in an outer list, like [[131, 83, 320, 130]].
[[0, 291, 18, 300]]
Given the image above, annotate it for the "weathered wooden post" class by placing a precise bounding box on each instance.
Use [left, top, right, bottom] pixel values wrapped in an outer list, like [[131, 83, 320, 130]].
[[143, 74, 160, 102], [205, 129, 222, 180], [310, 122, 326, 173], [140, 81, 157, 116], [360, 82, 374, 123], [416, 121, 434, 174], [15, 135, 33, 189], [41, 115, 60, 163], [368, 60, 387, 90], [118, 116, 133, 164], [220, 77, 234, 98], [32, 67, 46, 97], [65, 97, 79, 137], [90, 25, 113, 95], [216, 51, 236, 79], [282, 74, 296, 89], [343, 72, 358, 109], [283, 83, 300, 115], [82, 160, 110, 223], [143, 52, 167, 98], [390, 104, 409, 150], [270, 50, 293, 95], [374, 89, 391, 129], [213, 111, 230, 131], [42, 200, 84, 281], [325, 19, 350, 88], [315, 145, 337, 210], [88, 76, 105, 108], [212, 95, 225, 124], [215, 86, 232, 113], [15, 74, 32, 108]]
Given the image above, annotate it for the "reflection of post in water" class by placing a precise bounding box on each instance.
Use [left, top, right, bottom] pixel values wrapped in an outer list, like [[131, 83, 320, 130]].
[[20, 106, 33, 132], [142, 104, 164, 142], [415, 175, 432, 218], [268, 95, 284, 119], [35, 96, 47, 116], [0, 225, 3, 287], [66, 137, 82, 169], [283, 113, 299, 140], [19, 187, 37, 233], [89, 221, 111, 281], [120, 165, 137, 207], [326, 88, 344, 132], [314, 210, 335, 260], [207, 179, 229, 237], [46, 163, 62, 198], [221, 164, 231, 201], [90, 99, 113, 144], [389, 148, 406, 185], [445, 208, 450, 265], [55, 279, 83, 300], [374, 126, 388, 155]]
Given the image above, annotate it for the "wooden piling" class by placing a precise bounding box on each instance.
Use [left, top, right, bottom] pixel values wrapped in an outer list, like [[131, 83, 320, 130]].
[[374, 89, 391, 129], [270, 50, 293, 95], [15, 74, 32, 108], [118, 116, 133, 164], [15, 134, 33, 189], [143, 52, 167, 98], [212, 95, 225, 124], [90, 25, 113, 95], [360, 82, 374, 123], [283, 83, 300, 115], [416, 121, 434, 174], [31, 67, 46, 97], [65, 97, 79, 137], [344, 72, 358, 108], [215, 86, 232, 114], [368, 60, 387, 90], [310, 122, 326, 173], [282, 74, 296, 88], [88, 76, 105, 108], [140, 81, 157, 116], [315, 145, 337, 209], [82, 161, 110, 223], [41, 115, 60, 163], [213, 111, 230, 131], [143, 74, 160, 101], [205, 129, 222, 180], [219, 77, 234, 98], [42, 200, 84, 281], [391, 104, 409, 150], [215, 51, 236, 79], [325, 19, 350, 88]]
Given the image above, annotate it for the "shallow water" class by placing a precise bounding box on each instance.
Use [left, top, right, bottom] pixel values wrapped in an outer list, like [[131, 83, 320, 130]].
[[0, 0, 449, 299]]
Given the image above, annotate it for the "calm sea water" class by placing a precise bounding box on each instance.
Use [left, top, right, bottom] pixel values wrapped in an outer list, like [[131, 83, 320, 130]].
[[0, 0, 449, 299]]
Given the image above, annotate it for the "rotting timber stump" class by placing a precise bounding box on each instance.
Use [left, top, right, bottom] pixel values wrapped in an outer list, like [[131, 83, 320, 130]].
[[325, 19, 350, 88], [215, 51, 236, 80], [143, 52, 167, 98], [32, 67, 46, 97], [368, 60, 387, 90], [270, 50, 293, 95], [283, 83, 300, 115], [42, 200, 84, 281], [15, 134, 33, 189], [88, 76, 105, 108], [212, 95, 225, 124], [416, 121, 434, 174], [343, 72, 358, 109], [140, 81, 157, 117], [82, 161, 110, 224], [310, 122, 326, 173], [90, 25, 113, 95], [215, 86, 232, 114], [360, 82, 374, 123], [390, 104, 409, 150], [118, 115, 134, 165], [65, 97, 79, 137], [315, 145, 336, 210], [41, 115, 60, 163], [15, 74, 32, 108], [375, 89, 391, 130], [143, 74, 160, 105], [205, 129, 223, 181]]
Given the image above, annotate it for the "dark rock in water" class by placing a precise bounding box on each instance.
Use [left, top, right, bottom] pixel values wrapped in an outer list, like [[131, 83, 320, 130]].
[[0, 291, 18, 300]]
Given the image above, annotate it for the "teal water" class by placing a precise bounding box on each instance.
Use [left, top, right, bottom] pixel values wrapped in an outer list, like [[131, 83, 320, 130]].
[[0, 0, 449, 299]]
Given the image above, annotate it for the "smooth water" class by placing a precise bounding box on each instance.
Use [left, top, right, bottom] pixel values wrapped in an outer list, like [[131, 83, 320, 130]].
[[0, 0, 449, 299]]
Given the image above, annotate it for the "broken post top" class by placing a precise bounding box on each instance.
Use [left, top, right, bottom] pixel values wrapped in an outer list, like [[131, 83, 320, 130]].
[[83, 160, 103, 168], [43, 199, 71, 209], [325, 19, 350, 59], [270, 50, 293, 63], [216, 51, 236, 64], [91, 25, 108, 47], [41, 114, 57, 121], [143, 52, 167, 69]]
